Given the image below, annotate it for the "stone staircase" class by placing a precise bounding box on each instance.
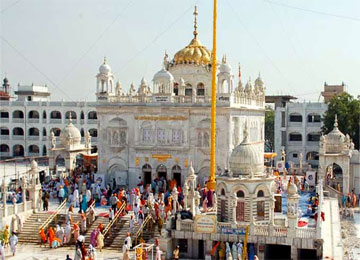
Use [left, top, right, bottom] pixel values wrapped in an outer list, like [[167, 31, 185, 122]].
[[18, 212, 51, 244], [104, 214, 131, 250]]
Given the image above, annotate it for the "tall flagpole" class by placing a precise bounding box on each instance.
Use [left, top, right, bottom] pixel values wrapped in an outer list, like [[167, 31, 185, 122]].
[[207, 0, 217, 191]]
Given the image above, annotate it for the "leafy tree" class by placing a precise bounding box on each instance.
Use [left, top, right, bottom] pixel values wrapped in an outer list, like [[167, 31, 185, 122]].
[[265, 106, 275, 152], [322, 92, 360, 149]]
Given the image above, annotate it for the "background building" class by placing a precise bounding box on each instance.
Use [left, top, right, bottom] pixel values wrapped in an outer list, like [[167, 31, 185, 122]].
[[0, 79, 98, 159]]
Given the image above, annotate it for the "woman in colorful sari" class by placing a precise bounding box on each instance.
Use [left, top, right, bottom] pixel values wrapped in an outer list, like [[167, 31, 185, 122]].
[[90, 228, 98, 247], [81, 194, 87, 213]]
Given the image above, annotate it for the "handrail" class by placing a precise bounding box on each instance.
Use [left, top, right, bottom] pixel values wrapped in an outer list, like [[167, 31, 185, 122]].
[[103, 202, 126, 237], [38, 198, 67, 232], [135, 214, 154, 245], [72, 200, 96, 232]]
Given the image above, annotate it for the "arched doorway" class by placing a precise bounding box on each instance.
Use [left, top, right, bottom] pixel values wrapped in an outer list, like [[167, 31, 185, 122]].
[[172, 165, 182, 187], [156, 164, 167, 180], [55, 155, 65, 166], [142, 164, 152, 185], [326, 163, 343, 192]]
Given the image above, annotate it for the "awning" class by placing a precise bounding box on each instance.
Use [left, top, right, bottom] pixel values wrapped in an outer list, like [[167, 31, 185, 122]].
[[264, 152, 277, 158]]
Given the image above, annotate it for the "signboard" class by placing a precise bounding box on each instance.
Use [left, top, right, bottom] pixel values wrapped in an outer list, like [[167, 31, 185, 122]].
[[220, 227, 246, 235], [276, 161, 285, 172], [306, 171, 316, 186], [194, 215, 217, 233], [154, 96, 170, 102]]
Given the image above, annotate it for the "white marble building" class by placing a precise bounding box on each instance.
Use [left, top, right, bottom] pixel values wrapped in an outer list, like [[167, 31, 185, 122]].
[[0, 81, 98, 159], [96, 9, 266, 188]]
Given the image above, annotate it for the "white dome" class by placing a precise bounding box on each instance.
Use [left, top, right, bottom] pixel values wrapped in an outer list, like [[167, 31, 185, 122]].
[[219, 63, 232, 74], [287, 182, 298, 196], [59, 119, 81, 146], [153, 68, 174, 82], [323, 115, 346, 153], [30, 160, 38, 170], [255, 74, 264, 87], [229, 128, 264, 177], [99, 58, 111, 74]]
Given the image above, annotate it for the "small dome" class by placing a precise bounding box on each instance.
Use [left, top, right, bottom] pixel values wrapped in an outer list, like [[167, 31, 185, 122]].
[[287, 182, 298, 195], [255, 74, 264, 87], [99, 58, 111, 74], [59, 119, 81, 146], [30, 160, 38, 170], [229, 127, 264, 177], [219, 55, 232, 73], [323, 115, 346, 153], [153, 68, 174, 82]]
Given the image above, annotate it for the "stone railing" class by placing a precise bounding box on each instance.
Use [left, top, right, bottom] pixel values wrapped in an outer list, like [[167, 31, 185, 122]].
[[273, 226, 288, 237], [180, 219, 194, 232], [296, 227, 316, 239], [7, 204, 15, 215], [0, 201, 33, 218], [254, 225, 269, 236]]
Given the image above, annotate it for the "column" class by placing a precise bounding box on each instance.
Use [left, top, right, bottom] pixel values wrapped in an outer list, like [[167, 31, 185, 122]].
[[231, 195, 237, 223], [22, 183, 27, 212], [2, 180, 8, 217], [291, 246, 298, 260]]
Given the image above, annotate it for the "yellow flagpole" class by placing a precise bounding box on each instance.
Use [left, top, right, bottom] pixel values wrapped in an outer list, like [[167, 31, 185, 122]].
[[242, 226, 249, 260], [207, 0, 217, 192]]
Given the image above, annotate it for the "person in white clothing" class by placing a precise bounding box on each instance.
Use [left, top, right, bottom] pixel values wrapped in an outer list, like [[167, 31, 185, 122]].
[[0, 242, 5, 260], [73, 189, 79, 208], [129, 215, 135, 234], [124, 232, 132, 250], [9, 232, 18, 256]]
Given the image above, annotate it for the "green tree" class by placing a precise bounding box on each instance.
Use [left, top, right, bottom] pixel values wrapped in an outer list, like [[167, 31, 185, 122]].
[[322, 92, 360, 149], [265, 106, 275, 152]]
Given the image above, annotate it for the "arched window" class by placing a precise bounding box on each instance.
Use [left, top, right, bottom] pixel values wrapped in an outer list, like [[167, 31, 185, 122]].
[[0, 144, 10, 152], [203, 132, 210, 147], [308, 114, 321, 123], [42, 145, 47, 156], [289, 113, 302, 122], [13, 127, 24, 136], [237, 190, 245, 198], [42, 127, 47, 137], [88, 111, 97, 120], [28, 110, 39, 119], [51, 128, 61, 136], [0, 111, 9, 118], [0, 127, 9, 136], [257, 190, 264, 197], [28, 145, 40, 154], [50, 111, 62, 119], [65, 111, 77, 119], [89, 128, 97, 137], [80, 111, 85, 120], [289, 133, 302, 141], [221, 189, 225, 196], [43, 111, 47, 119], [306, 151, 319, 161], [13, 110, 24, 118], [307, 132, 321, 142], [196, 83, 205, 96], [29, 127, 39, 136], [13, 145, 24, 157], [185, 84, 192, 96]]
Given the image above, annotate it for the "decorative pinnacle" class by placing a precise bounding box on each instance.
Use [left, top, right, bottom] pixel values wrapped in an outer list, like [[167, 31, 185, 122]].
[[193, 5, 198, 38], [238, 63, 241, 79], [334, 114, 338, 128], [103, 56, 107, 64]]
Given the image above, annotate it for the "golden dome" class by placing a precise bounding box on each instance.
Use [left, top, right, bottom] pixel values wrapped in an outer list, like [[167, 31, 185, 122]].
[[174, 37, 211, 65], [173, 6, 212, 65]]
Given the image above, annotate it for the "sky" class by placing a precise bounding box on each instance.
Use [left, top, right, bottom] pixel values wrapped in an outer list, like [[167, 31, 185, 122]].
[[1, 0, 360, 102]]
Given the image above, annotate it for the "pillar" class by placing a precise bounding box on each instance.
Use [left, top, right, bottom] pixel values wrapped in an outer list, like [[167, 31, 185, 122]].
[[2, 180, 8, 217], [231, 195, 237, 223], [22, 183, 27, 212], [291, 246, 298, 260]]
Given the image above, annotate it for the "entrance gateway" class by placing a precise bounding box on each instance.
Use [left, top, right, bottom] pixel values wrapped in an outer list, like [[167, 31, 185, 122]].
[[157, 164, 167, 180]]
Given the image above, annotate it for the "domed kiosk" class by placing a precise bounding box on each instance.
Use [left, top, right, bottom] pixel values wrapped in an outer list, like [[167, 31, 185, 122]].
[[49, 116, 92, 174], [216, 124, 275, 224]]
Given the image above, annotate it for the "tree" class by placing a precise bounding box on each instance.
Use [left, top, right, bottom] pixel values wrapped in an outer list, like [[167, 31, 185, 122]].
[[322, 92, 360, 150], [265, 106, 275, 152]]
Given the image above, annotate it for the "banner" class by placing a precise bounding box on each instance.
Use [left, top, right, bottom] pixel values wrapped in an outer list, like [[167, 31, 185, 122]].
[[194, 215, 217, 233], [306, 171, 316, 186]]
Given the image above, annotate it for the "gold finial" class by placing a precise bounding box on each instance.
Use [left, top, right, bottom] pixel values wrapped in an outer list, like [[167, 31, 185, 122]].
[[238, 63, 241, 79], [193, 5, 198, 38], [103, 56, 107, 64]]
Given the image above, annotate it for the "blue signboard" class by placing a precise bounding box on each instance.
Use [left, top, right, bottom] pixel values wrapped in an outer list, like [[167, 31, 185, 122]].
[[220, 227, 246, 235]]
